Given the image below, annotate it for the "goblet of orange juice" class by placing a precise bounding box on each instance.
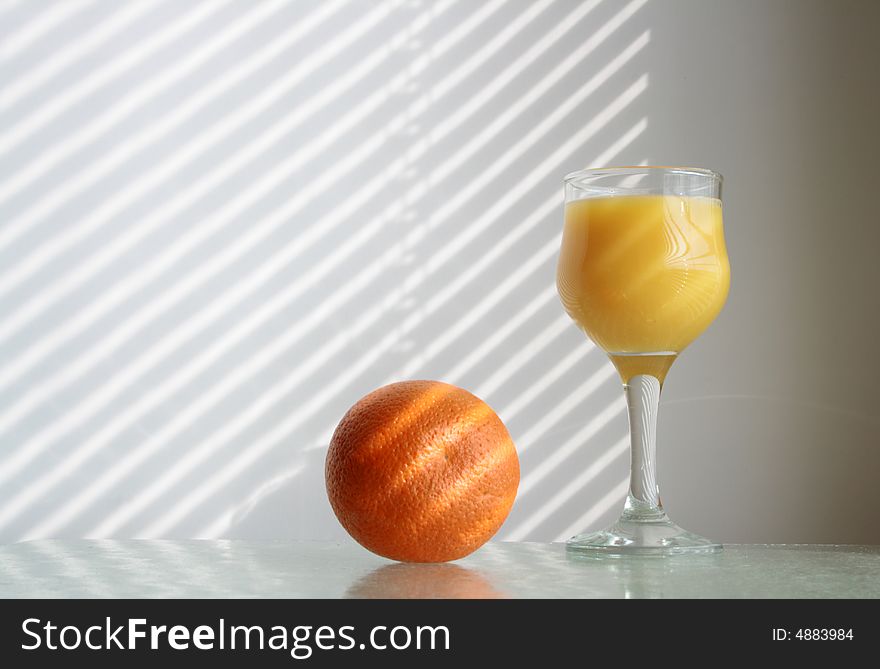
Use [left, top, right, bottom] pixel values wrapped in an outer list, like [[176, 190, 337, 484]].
[[557, 166, 730, 554]]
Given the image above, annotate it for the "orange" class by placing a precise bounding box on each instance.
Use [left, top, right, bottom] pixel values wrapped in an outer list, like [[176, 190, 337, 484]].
[[325, 380, 519, 563]]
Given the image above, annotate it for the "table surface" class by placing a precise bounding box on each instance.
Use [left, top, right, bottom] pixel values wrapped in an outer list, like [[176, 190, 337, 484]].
[[1, 541, 878, 598]]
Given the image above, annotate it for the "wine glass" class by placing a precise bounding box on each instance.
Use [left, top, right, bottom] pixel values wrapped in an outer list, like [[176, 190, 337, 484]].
[[556, 166, 730, 555]]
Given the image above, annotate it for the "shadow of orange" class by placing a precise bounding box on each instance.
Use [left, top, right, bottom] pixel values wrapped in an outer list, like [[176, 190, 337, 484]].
[[345, 562, 506, 599]]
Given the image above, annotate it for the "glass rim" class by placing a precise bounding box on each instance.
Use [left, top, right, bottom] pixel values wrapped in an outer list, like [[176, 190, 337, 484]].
[[563, 165, 723, 184]]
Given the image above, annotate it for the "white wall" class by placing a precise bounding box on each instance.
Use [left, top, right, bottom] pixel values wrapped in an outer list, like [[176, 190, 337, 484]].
[[1, 0, 877, 545]]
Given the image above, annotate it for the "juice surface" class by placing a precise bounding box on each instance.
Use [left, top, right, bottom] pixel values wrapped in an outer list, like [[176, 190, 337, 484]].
[[557, 195, 729, 370]]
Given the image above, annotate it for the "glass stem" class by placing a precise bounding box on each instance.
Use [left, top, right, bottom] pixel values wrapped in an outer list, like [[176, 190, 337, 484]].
[[622, 374, 667, 522]]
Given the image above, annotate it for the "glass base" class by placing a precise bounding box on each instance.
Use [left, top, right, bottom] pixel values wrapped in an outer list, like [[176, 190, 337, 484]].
[[567, 516, 722, 557]]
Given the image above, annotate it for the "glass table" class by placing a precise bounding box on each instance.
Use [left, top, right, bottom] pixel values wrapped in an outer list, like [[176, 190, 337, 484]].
[[1, 541, 877, 598]]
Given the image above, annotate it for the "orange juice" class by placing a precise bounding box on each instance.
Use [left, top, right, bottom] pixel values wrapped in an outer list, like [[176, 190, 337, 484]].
[[557, 195, 729, 382]]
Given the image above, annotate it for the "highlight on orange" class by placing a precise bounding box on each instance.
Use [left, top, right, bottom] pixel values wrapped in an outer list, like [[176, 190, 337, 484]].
[[325, 381, 519, 563]]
